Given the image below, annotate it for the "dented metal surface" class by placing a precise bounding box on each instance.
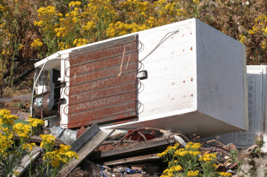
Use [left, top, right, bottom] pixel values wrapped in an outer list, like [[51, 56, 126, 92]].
[[68, 35, 139, 128]]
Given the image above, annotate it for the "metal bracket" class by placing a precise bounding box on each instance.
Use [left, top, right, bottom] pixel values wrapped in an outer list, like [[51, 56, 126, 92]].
[[71, 122, 100, 152]]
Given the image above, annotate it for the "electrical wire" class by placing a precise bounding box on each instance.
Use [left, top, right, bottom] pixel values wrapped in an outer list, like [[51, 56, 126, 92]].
[[138, 40, 144, 53], [140, 30, 179, 62]]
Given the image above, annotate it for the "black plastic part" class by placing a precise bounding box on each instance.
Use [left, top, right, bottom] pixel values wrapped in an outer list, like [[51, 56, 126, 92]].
[[61, 81, 66, 88], [48, 69, 61, 111], [60, 98, 66, 104], [139, 70, 148, 80]]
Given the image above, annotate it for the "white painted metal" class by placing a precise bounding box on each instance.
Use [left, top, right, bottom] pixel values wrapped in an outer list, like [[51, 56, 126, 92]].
[[34, 18, 248, 137]]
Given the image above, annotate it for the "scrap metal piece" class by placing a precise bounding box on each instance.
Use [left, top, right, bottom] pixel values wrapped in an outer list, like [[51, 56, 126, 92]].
[[50, 126, 77, 145], [71, 122, 100, 152], [57, 127, 114, 177]]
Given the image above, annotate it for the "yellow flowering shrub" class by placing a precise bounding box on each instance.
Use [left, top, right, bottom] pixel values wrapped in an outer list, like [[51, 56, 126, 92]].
[[198, 0, 267, 64], [32, 0, 200, 56], [158, 142, 231, 177], [0, 109, 78, 176], [1, 0, 267, 94]]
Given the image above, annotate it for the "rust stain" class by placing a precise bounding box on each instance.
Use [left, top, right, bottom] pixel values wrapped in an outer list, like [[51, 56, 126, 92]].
[[191, 77, 193, 82], [190, 47, 193, 50], [183, 81, 185, 83], [191, 94, 193, 97]]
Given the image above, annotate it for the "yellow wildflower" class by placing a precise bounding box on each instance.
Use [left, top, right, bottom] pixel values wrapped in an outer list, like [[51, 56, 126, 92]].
[[22, 143, 36, 151], [218, 172, 232, 176], [28, 118, 44, 127], [13, 123, 32, 139], [34, 21, 44, 27], [14, 171, 20, 176], [0, 109, 18, 125], [248, 29, 255, 35], [199, 153, 217, 162], [69, 1, 82, 7], [31, 39, 43, 48], [19, 45, 25, 50], [72, 17, 79, 23], [40, 134, 56, 148], [187, 170, 199, 177], [0, 133, 12, 153], [51, 160, 60, 168], [37, 6, 56, 17], [0, 4, 4, 11]]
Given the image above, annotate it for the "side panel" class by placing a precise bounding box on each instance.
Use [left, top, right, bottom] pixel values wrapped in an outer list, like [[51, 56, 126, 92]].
[[67, 35, 138, 128], [196, 19, 248, 130], [137, 20, 195, 121]]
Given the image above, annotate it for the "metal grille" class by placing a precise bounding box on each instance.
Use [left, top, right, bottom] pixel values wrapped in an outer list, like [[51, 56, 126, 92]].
[[68, 35, 139, 128]]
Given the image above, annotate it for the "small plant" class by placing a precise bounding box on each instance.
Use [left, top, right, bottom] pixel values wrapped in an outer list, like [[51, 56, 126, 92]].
[[158, 142, 232, 177], [230, 132, 267, 177]]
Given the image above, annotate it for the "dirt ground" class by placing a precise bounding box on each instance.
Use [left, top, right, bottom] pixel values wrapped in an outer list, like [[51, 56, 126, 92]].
[[0, 71, 33, 114], [0, 94, 31, 114]]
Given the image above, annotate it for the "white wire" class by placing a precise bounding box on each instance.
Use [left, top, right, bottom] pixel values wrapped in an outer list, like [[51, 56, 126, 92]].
[[140, 30, 179, 62]]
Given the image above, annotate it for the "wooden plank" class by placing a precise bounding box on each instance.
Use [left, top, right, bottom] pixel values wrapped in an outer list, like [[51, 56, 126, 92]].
[[89, 136, 175, 160], [12, 146, 42, 177], [28, 136, 65, 146], [57, 128, 114, 177], [1, 132, 66, 147], [103, 153, 160, 166]]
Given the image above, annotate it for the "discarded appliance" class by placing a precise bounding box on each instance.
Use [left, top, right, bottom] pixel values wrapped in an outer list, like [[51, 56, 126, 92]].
[[32, 18, 248, 137], [205, 65, 267, 148]]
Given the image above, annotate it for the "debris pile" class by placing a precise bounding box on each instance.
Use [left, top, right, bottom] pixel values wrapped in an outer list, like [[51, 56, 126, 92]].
[[58, 127, 267, 177], [1, 119, 266, 177]]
